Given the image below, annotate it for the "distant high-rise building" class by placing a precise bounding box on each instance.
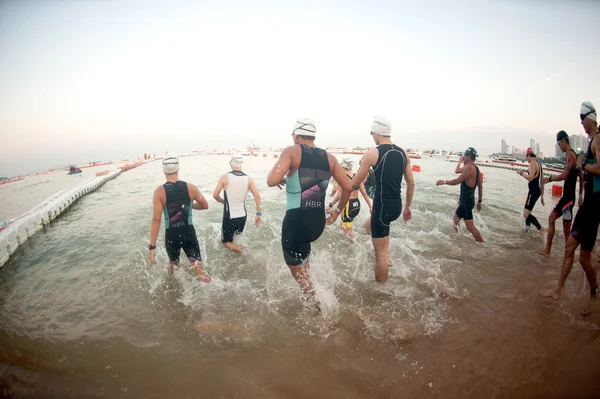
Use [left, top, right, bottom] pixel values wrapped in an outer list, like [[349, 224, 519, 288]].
[[570, 134, 589, 153], [535, 143, 541, 156], [530, 138, 535, 150], [511, 145, 516, 155], [501, 139, 508, 154]]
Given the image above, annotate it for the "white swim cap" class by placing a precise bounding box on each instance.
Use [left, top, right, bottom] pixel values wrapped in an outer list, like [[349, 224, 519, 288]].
[[371, 116, 391, 136], [340, 158, 353, 170], [580, 101, 597, 122], [230, 156, 244, 167], [292, 118, 316, 137], [162, 157, 179, 174]]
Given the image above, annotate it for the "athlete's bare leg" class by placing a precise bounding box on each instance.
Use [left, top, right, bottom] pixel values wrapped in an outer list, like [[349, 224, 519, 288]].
[[579, 250, 598, 316], [537, 211, 557, 259], [224, 241, 245, 254], [540, 236, 579, 300], [169, 262, 179, 273], [464, 220, 484, 242], [373, 236, 390, 282], [342, 226, 356, 240], [562, 220, 572, 243], [191, 259, 212, 283], [289, 263, 321, 312], [364, 216, 371, 235], [453, 213, 460, 232]]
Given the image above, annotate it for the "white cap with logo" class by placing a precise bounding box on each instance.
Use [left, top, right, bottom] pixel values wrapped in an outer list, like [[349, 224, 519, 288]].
[[162, 157, 179, 174], [292, 118, 316, 137], [371, 116, 391, 136]]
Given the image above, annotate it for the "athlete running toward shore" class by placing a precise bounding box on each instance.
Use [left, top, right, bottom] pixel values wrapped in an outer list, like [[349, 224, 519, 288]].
[[516, 148, 545, 233], [266, 118, 352, 300], [541, 102, 600, 315], [352, 117, 415, 282], [149, 157, 211, 283], [212, 157, 262, 254], [537, 131, 584, 258], [436, 147, 484, 242], [327, 159, 372, 239]]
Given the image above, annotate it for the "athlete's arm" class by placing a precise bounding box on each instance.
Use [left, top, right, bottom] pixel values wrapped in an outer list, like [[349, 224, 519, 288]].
[[521, 161, 537, 182], [578, 164, 584, 206], [359, 183, 372, 211], [352, 149, 378, 190], [267, 146, 293, 189], [327, 155, 352, 224], [403, 157, 414, 222], [328, 190, 341, 210], [455, 157, 465, 174], [149, 187, 164, 264], [329, 180, 339, 197], [212, 175, 225, 204], [248, 177, 262, 227], [437, 166, 468, 186], [190, 184, 209, 210], [582, 136, 600, 175], [476, 171, 483, 212], [546, 152, 575, 183]]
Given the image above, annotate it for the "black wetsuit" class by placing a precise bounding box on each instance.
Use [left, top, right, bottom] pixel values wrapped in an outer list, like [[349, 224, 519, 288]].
[[282, 145, 331, 266], [341, 173, 361, 227], [455, 165, 480, 221], [524, 159, 543, 230], [371, 144, 407, 238], [553, 149, 578, 222], [163, 181, 201, 263], [570, 139, 600, 251]]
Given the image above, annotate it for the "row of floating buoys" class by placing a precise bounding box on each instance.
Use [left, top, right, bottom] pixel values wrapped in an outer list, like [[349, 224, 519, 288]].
[[0, 169, 122, 268]]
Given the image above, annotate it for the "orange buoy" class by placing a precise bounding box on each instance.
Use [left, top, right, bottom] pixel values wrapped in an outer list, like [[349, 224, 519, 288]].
[[412, 164, 421, 172], [274, 154, 279, 158], [262, 153, 267, 157], [552, 184, 562, 198]]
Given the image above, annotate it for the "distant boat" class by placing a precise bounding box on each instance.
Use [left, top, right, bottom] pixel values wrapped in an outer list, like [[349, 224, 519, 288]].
[[492, 155, 518, 163]]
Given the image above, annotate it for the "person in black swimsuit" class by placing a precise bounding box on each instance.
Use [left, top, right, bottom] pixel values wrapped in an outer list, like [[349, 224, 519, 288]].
[[541, 101, 600, 316], [327, 158, 372, 239], [537, 131, 584, 258], [517, 148, 545, 233], [436, 147, 484, 242], [266, 118, 352, 301], [352, 116, 415, 282], [148, 157, 211, 283]]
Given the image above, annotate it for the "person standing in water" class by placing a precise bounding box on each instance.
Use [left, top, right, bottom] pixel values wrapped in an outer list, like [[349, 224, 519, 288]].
[[516, 148, 545, 233], [351, 117, 415, 282], [266, 118, 352, 301], [436, 147, 484, 242], [327, 158, 372, 239], [541, 101, 600, 316], [537, 131, 584, 258], [212, 156, 262, 254], [149, 157, 211, 283]]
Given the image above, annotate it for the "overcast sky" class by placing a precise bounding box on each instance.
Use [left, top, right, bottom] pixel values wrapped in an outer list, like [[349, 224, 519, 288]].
[[1, 0, 599, 176]]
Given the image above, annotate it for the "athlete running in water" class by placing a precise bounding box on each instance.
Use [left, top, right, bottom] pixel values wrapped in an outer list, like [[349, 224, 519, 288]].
[[516, 148, 545, 233], [327, 159, 372, 239], [212, 157, 262, 254], [541, 102, 600, 315], [149, 157, 211, 283], [352, 117, 415, 282], [537, 131, 584, 258], [436, 147, 484, 242], [266, 118, 352, 300]]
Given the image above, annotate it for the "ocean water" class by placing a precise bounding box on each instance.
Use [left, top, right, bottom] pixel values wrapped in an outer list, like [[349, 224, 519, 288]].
[[0, 155, 598, 399]]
